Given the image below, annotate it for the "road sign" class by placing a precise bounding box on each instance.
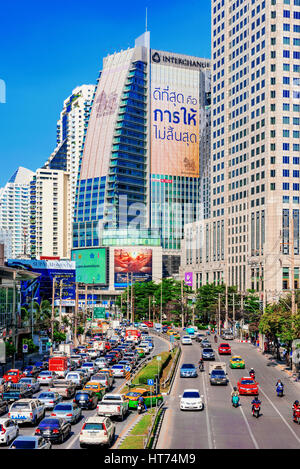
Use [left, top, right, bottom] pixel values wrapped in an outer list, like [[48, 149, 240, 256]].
[[147, 379, 154, 386], [156, 356, 162, 361], [22, 344, 28, 353], [94, 307, 106, 319]]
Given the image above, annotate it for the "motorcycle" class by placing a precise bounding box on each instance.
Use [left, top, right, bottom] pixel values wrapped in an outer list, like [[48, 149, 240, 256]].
[[276, 384, 284, 397], [232, 395, 240, 408], [137, 402, 144, 414], [249, 371, 255, 380], [293, 407, 300, 424], [252, 402, 260, 418], [214, 335, 218, 343], [199, 362, 204, 372]]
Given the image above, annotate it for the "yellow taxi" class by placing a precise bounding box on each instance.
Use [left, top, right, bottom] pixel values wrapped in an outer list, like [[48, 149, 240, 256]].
[[166, 329, 175, 336], [83, 381, 106, 399]]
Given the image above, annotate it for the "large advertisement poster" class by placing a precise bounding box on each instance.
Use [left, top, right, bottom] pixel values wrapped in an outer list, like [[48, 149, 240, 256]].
[[72, 248, 107, 285], [80, 49, 135, 180], [6, 259, 76, 307], [151, 61, 200, 177], [114, 248, 152, 288]]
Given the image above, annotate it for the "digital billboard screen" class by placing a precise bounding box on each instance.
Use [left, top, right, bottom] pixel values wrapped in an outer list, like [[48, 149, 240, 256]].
[[72, 248, 107, 285], [151, 55, 200, 178], [114, 248, 152, 288]]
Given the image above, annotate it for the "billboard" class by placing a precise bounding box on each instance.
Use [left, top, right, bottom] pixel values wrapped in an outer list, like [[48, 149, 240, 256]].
[[185, 272, 193, 287], [151, 56, 200, 177], [6, 259, 76, 308], [114, 248, 152, 288], [72, 248, 107, 285]]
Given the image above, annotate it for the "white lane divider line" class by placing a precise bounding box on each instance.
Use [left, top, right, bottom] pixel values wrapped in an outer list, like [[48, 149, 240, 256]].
[[201, 365, 214, 449], [215, 343, 259, 449], [258, 385, 300, 445]]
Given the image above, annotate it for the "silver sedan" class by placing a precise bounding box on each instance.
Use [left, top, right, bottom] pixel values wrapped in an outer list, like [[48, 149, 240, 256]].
[[37, 391, 62, 410]]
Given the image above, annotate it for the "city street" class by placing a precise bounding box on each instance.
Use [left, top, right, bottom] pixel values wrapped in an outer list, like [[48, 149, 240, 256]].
[[157, 337, 300, 449], [0, 335, 169, 450]]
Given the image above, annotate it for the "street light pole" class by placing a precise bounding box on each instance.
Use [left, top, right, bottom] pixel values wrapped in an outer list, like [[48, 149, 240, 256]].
[[50, 276, 56, 355]]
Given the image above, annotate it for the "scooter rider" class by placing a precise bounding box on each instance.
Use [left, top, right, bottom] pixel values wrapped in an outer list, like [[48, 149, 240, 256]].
[[138, 395, 147, 412], [251, 396, 261, 413], [292, 400, 300, 418], [231, 387, 239, 403], [249, 368, 255, 379], [198, 358, 204, 371]]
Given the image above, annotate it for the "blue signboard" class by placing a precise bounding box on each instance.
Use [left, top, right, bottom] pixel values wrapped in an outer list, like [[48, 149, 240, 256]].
[[147, 379, 154, 386], [6, 259, 76, 307]]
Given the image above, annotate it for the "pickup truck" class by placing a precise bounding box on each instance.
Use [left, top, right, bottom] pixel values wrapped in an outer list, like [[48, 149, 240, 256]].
[[48, 380, 76, 399], [209, 363, 228, 385], [97, 393, 129, 421], [8, 398, 45, 425], [90, 372, 114, 391], [2, 383, 33, 402]]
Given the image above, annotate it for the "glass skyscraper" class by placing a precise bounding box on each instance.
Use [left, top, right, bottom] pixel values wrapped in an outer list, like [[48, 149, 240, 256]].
[[73, 32, 210, 275]]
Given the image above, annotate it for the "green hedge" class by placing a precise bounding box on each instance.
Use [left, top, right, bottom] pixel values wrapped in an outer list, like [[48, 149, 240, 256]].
[[133, 350, 173, 385]]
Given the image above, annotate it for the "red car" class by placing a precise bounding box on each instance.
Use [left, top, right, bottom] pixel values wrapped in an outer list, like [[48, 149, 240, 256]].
[[237, 377, 259, 396], [104, 342, 111, 351], [143, 321, 153, 328], [3, 369, 22, 383], [218, 343, 231, 355]]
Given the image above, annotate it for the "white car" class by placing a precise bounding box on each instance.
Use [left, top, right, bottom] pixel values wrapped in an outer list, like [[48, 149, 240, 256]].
[[86, 349, 99, 360], [37, 371, 57, 386], [79, 416, 115, 448], [179, 389, 204, 411], [81, 362, 98, 374], [0, 418, 19, 445], [139, 342, 150, 354], [94, 358, 109, 368], [110, 365, 126, 378], [181, 336, 193, 345], [8, 399, 45, 425]]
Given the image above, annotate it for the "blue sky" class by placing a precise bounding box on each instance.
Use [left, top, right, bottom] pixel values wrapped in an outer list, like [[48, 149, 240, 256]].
[[0, 0, 211, 186]]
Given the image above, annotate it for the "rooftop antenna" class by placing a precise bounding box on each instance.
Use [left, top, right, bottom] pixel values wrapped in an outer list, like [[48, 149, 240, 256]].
[[145, 7, 148, 32]]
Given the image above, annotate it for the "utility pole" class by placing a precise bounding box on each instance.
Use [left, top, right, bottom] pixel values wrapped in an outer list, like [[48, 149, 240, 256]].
[[131, 273, 134, 324], [240, 291, 244, 341], [290, 213, 297, 373], [74, 282, 78, 347], [149, 296, 151, 321], [181, 280, 184, 329], [232, 293, 235, 336], [160, 281, 163, 325], [225, 284, 228, 329], [127, 273, 129, 322], [12, 271, 16, 368], [50, 276, 56, 355], [218, 292, 221, 335], [59, 279, 63, 325]]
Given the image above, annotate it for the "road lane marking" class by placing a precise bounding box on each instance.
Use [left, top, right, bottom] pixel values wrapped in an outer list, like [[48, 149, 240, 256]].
[[201, 365, 214, 449], [214, 342, 259, 449], [258, 385, 300, 445]]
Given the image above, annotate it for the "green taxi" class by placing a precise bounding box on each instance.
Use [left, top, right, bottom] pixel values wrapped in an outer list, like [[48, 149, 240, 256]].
[[124, 387, 164, 409]]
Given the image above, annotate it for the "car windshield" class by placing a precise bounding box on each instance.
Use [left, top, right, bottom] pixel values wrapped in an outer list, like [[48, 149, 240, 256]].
[[38, 393, 54, 399], [54, 405, 72, 411], [76, 393, 89, 399], [232, 358, 242, 362], [181, 364, 195, 369], [85, 384, 98, 389], [39, 372, 51, 376], [83, 363, 93, 367], [203, 349, 213, 352], [67, 375, 78, 379], [183, 392, 200, 398], [20, 379, 31, 383], [126, 392, 141, 397], [11, 403, 30, 410], [212, 370, 225, 375], [84, 423, 104, 430], [39, 419, 59, 428], [7, 371, 18, 376], [113, 366, 123, 369], [11, 440, 36, 449], [241, 380, 255, 385]]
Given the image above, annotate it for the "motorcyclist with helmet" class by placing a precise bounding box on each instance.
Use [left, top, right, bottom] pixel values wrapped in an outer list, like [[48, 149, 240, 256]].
[[251, 396, 261, 414]]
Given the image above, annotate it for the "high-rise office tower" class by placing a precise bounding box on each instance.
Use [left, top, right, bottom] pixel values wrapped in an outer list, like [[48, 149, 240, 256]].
[[0, 167, 34, 258], [183, 0, 300, 299], [44, 85, 95, 256], [73, 32, 210, 277], [30, 169, 70, 259]]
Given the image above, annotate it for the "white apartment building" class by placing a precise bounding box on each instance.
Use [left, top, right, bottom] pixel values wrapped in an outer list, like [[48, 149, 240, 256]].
[[30, 169, 70, 259], [0, 167, 34, 258], [182, 0, 300, 304], [44, 85, 95, 256]]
